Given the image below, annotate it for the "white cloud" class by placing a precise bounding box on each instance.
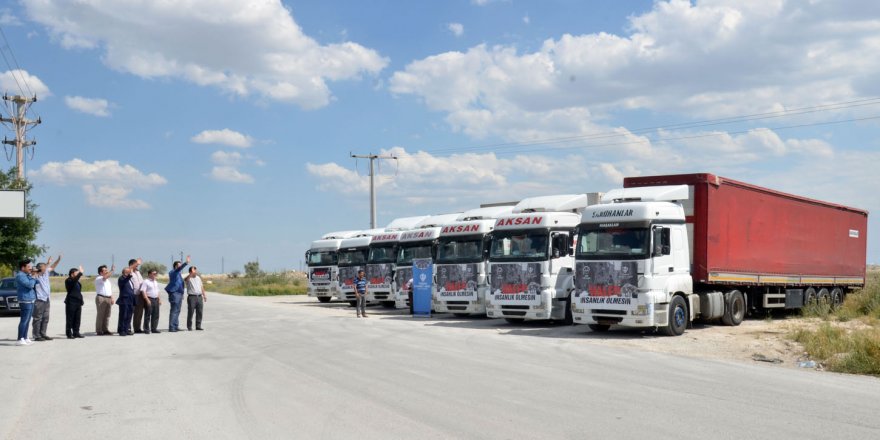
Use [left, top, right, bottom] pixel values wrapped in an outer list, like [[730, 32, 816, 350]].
[[522, 15, 530, 25], [30, 159, 166, 209], [64, 95, 111, 117], [0, 69, 51, 97], [24, 0, 388, 109], [210, 151, 243, 166], [390, 0, 880, 140], [448, 23, 464, 37], [211, 166, 254, 184], [191, 129, 253, 148], [0, 8, 21, 26]]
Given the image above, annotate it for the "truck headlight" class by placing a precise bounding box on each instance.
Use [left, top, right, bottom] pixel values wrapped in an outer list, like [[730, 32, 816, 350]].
[[632, 305, 649, 316]]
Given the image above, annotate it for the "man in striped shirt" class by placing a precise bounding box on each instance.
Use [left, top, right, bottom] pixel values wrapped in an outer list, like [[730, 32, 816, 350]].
[[355, 269, 368, 318]]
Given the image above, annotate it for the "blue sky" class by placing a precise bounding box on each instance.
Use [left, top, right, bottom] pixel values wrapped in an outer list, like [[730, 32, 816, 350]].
[[0, 0, 878, 273]]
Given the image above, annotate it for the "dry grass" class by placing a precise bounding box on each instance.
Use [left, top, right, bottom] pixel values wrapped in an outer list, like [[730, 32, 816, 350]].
[[205, 273, 307, 296], [791, 269, 880, 376]]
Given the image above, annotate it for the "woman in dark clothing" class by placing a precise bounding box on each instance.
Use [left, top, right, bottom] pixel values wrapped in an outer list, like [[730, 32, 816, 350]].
[[64, 266, 85, 339]]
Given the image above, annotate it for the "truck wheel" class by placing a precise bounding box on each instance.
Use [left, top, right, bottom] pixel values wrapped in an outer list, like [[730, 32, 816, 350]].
[[381, 301, 396, 308], [348, 300, 357, 307], [563, 296, 573, 325], [318, 297, 332, 303], [588, 324, 610, 332], [504, 318, 525, 325], [830, 288, 844, 310], [816, 288, 830, 305], [804, 287, 817, 305], [662, 296, 688, 336], [721, 290, 745, 326]]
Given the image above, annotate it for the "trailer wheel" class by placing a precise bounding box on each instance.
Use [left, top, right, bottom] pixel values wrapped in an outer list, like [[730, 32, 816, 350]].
[[830, 288, 844, 310], [348, 300, 357, 307], [318, 297, 332, 303], [804, 287, 817, 305], [588, 324, 610, 332], [816, 288, 831, 305], [721, 290, 745, 326], [662, 296, 688, 336], [504, 318, 525, 325]]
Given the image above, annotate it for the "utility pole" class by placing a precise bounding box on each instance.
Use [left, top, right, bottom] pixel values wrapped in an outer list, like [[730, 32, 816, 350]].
[[0, 94, 40, 179], [350, 152, 397, 228], [221, 256, 225, 274]]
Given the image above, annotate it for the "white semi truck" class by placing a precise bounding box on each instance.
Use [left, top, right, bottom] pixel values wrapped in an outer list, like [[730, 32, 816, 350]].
[[393, 213, 462, 309], [366, 216, 429, 308], [571, 173, 868, 336], [432, 206, 515, 316], [306, 230, 361, 302], [486, 194, 601, 323], [335, 229, 385, 306]]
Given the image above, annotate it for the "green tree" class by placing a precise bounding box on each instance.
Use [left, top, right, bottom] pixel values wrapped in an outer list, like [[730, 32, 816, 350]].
[[244, 260, 262, 278], [0, 168, 45, 271], [140, 260, 167, 275]]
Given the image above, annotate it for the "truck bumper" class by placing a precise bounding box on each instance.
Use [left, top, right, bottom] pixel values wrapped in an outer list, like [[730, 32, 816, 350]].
[[367, 289, 394, 303], [308, 284, 336, 298], [433, 289, 487, 315], [485, 289, 554, 321], [571, 293, 662, 328]]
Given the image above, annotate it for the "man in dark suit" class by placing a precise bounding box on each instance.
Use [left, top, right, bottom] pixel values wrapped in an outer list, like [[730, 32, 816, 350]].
[[116, 268, 136, 336], [64, 266, 85, 339]]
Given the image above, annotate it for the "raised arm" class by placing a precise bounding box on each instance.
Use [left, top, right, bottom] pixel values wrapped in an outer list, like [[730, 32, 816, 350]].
[[102, 264, 115, 280], [50, 254, 62, 271]]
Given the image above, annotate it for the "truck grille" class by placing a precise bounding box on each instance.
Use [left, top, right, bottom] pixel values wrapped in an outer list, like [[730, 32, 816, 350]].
[[501, 305, 529, 317], [374, 294, 389, 300]]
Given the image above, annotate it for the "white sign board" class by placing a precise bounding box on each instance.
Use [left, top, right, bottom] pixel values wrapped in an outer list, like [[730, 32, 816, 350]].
[[0, 190, 26, 218]]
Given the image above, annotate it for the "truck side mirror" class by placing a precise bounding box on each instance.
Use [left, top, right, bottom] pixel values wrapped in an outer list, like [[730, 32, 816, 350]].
[[304, 250, 311, 261], [483, 237, 492, 259]]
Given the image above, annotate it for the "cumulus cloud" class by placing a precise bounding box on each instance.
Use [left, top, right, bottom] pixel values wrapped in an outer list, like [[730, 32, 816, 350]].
[[390, 0, 880, 140], [448, 23, 464, 37], [210, 151, 243, 166], [211, 166, 254, 184], [30, 159, 166, 209], [24, 0, 388, 108], [191, 129, 253, 148], [0, 69, 51, 97], [0, 8, 21, 26], [65, 95, 111, 116]]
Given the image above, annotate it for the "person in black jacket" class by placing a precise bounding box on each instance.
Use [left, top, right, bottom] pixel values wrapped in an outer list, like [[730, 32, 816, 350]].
[[64, 266, 85, 339], [116, 268, 135, 336]]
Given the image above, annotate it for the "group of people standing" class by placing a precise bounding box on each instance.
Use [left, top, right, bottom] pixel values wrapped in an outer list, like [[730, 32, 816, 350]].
[[15, 255, 208, 346]]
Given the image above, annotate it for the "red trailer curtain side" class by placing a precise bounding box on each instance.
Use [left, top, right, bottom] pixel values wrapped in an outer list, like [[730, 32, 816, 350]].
[[624, 173, 868, 286]]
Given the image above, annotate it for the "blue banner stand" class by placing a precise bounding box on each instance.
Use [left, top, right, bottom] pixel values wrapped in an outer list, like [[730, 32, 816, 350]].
[[412, 258, 432, 318]]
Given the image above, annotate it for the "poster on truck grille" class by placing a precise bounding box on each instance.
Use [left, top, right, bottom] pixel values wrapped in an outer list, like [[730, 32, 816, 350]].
[[436, 263, 479, 300], [395, 266, 413, 291], [310, 267, 330, 283], [412, 258, 433, 317], [574, 261, 637, 305], [490, 263, 541, 303], [338, 266, 361, 290], [366, 263, 393, 289]]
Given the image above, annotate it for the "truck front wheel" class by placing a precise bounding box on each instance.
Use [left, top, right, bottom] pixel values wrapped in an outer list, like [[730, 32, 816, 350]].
[[662, 296, 688, 336], [721, 290, 745, 326]]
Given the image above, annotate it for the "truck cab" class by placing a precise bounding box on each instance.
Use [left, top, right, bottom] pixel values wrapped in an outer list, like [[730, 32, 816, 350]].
[[335, 229, 385, 306], [432, 205, 515, 316], [393, 213, 462, 309], [571, 186, 693, 335], [366, 215, 428, 308], [486, 194, 601, 323], [306, 230, 360, 303]]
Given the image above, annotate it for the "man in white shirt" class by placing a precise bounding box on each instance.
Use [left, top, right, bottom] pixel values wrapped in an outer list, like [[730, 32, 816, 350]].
[[185, 266, 207, 331], [94, 264, 116, 335], [139, 269, 162, 334], [128, 258, 146, 333]]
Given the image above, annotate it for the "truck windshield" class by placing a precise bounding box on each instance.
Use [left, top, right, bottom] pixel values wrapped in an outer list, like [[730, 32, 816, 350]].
[[397, 243, 432, 265], [436, 237, 482, 263], [338, 249, 367, 266], [576, 228, 650, 260], [307, 251, 337, 266], [368, 245, 396, 264], [490, 231, 548, 261]]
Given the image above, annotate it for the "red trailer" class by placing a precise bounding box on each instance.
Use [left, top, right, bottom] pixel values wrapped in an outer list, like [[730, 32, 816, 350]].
[[624, 173, 867, 309]]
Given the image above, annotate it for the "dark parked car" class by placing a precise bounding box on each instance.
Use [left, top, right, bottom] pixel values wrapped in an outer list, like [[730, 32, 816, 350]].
[[0, 277, 20, 315]]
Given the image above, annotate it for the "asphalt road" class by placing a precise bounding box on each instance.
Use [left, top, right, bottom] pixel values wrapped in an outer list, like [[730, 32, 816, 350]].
[[2, 291, 879, 440]]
